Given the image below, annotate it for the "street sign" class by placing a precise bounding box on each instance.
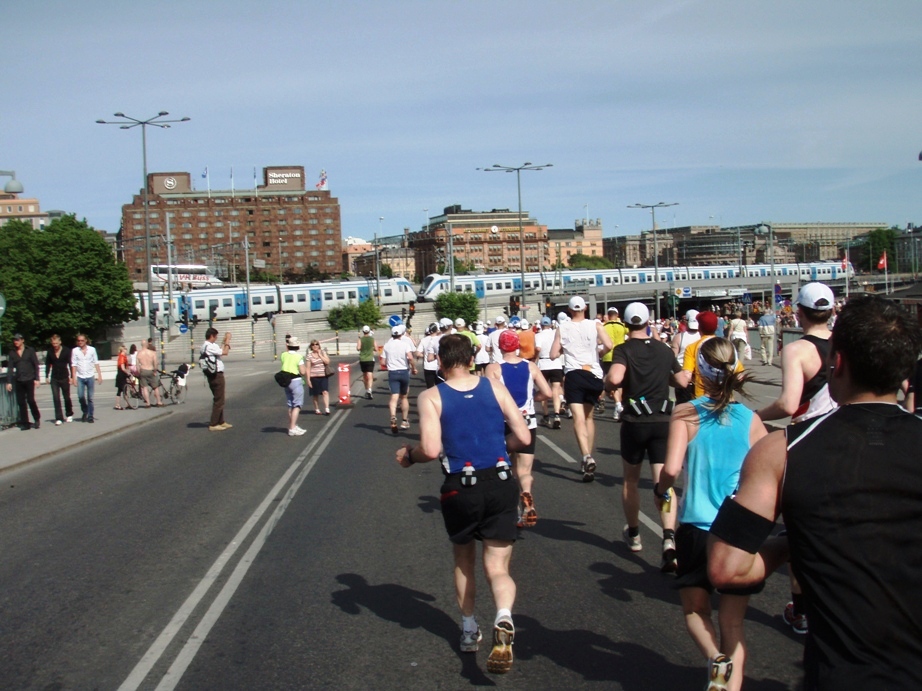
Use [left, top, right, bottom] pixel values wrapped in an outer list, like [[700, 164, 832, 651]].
[[674, 286, 692, 298], [253, 258, 266, 269], [178, 323, 188, 334], [741, 292, 752, 305], [775, 293, 784, 304], [388, 315, 403, 327]]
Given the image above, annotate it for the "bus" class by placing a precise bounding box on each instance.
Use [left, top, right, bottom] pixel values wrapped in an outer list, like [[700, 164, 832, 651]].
[[149, 265, 221, 288]]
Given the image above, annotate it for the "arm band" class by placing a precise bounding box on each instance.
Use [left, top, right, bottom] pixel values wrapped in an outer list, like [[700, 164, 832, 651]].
[[709, 497, 775, 554]]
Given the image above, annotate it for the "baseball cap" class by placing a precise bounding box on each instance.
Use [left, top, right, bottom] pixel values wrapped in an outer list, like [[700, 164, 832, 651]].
[[12, 333, 23, 340], [439, 317, 453, 329], [499, 330, 521, 352], [454, 317, 466, 328], [541, 316, 551, 326], [624, 302, 650, 326], [494, 314, 507, 324], [362, 325, 370, 333], [796, 282, 834, 310], [568, 295, 586, 312], [696, 311, 719, 335], [486, 319, 494, 326], [519, 319, 529, 330], [392, 324, 407, 336], [685, 309, 699, 329], [287, 336, 301, 348], [556, 311, 570, 323], [607, 306, 619, 314]]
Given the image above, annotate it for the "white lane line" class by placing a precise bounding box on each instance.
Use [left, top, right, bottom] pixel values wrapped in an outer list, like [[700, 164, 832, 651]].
[[117, 413, 346, 691], [153, 409, 353, 691], [537, 434, 664, 537]]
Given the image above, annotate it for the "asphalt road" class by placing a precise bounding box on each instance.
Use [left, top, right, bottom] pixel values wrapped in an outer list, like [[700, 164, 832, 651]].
[[0, 362, 805, 690]]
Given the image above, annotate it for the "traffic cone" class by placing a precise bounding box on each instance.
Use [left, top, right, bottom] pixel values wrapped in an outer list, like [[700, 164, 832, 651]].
[[337, 363, 354, 408]]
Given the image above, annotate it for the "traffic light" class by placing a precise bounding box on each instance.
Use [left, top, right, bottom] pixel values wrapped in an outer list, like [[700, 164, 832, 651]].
[[545, 298, 552, 314], [408, 301, 416, 315], [149, 306, 159, 327], [192, 314, 199, 327], [402, 307, 408, 320], [503, 306, 509, 316]]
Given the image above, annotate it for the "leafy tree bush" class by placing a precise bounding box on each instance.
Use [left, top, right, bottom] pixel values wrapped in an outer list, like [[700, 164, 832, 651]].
[[435, 292, 479, 326], [568, 253, 613, 270], [327, 298, 382, 331], [0, 215, 138, 347]]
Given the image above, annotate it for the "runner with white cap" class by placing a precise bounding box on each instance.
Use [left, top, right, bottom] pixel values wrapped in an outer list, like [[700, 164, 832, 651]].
[[550, 295, 614, 482], [671, 310, 702, 404], [382, 323, 417, 434]]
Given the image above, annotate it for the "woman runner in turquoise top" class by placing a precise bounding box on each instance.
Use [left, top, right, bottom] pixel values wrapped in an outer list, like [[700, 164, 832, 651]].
[[657, 337, 767, 691]]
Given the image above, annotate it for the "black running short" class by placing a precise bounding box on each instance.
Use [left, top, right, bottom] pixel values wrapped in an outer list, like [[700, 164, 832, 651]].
[[440, 469, 520, 544], [540, 368, 563, 384], [620, 419, 669, 465], [674, 523, 765, 596], [359, 360, 375, 373], [504, 424, 537, 455], [563, 369, 604, 406]]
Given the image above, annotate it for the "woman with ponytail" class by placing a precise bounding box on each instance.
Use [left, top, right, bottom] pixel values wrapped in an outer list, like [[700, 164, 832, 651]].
[[656, 337, 767, 691]]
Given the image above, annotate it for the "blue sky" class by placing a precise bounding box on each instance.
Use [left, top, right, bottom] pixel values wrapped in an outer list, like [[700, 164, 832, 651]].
[[3, 0, 920, 242]]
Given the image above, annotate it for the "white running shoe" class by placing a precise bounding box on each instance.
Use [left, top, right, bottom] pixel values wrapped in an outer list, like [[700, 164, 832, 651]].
[[288, 427, 306, 436]]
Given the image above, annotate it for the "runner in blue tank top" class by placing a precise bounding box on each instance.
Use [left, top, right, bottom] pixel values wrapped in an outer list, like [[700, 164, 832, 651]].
[[657, 337, 767, 691], [396, 334, 530, 674], [486, 329, 552, 528]]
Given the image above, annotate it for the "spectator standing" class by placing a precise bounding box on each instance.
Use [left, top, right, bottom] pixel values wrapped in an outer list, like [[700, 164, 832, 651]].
[[396, 334, 531, 673], [306, 339, 332, 415], [658, 337, 767, 691], [726, 311, 749, 362], [136, 339, 163, 407], [6, 333, 41, 430], [114, 344, 130, 410], [70, 333, 102, 423], [708, 295, 922, 690], [757, 311, 776, 366], [200, 327, 232, 431], [44, 334, 74, 425], [280, 336, 308, 436]]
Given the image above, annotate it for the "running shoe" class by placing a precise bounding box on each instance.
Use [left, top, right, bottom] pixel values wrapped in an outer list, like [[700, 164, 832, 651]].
[[365, 391, 373, 400], [783, 602, 808, 634], [566, 407, 573, 419], [390, 416, 398, 435], [613, 404, 623, 422], [622, 524, 642, 552], [661, 537, 677, 573], [552, 414, 561, 429], [486, 617, 515, 674], [288, 427, 306, 437], [594, 399, 605, 414], [542, 415, 550, 428], [581, 455, 596, 483], [520, 491, 538, 528], [460, 627, 482, 653], [706, 654, 733, 690], [400, 420, 410, 430]]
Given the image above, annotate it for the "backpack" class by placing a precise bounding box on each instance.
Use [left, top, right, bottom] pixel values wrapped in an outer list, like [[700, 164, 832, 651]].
[[199, 345, 219, 375]]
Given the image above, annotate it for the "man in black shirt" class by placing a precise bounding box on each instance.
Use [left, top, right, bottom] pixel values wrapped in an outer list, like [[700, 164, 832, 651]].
[[5, 333, 42, 430], [708, 295, 922, 690], [605, 302, 681, 570], [45, 334, 74, 425]]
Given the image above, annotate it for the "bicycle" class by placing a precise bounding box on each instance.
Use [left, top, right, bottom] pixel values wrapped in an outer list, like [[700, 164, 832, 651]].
[[119, 375, 143, 410], [156, 364, 190, 405]]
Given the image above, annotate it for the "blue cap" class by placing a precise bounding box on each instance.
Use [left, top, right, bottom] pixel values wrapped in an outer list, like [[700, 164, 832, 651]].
[[541, 316, 551, 326]]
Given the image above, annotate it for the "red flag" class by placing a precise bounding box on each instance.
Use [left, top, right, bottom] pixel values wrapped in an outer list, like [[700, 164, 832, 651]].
[[877, 251, 888, 270], [841, 257, 847, 270]]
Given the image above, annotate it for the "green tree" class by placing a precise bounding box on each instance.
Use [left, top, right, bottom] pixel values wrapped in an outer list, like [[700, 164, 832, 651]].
[[567, 253, 613, 270], [0, 216, 138, 347], [857, 226, 898, 273], [379, 263, 394, 278], [327, 298, 382, 331], [435, 292, 479, 326]]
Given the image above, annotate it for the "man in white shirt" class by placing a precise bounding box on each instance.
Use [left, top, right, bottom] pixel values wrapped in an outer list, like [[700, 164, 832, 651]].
[[201, 327, 232, 431], [70, 333, 103, 423]]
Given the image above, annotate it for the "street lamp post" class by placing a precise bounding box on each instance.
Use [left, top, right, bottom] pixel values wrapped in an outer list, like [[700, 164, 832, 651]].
[[479, 163, 553, 315], [97, 111, 190, 341], [375, 217, 383, 305], [628, 201, 678, 319]]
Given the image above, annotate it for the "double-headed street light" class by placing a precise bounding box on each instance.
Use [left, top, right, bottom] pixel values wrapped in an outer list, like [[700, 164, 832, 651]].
[[97, 111, 190, 341], [479, 163, 552, 315], [628, 201, 678, 319]]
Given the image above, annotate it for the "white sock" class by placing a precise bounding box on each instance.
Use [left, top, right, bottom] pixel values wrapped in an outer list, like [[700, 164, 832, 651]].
[[462, 614, 477, 632], [495, 609, 512, 626]]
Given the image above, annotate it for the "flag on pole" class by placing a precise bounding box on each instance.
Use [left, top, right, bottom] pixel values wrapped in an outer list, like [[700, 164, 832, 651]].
[[315, 169, 328, 190], [877, 251, 888, 270], [230, 167, 235, 198], [202, 167, 211, 199], [841, 256, 847, 270], [254, 167, 258, 196]]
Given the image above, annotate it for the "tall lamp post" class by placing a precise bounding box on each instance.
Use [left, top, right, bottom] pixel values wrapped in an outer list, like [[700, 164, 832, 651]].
[[97, 112, 190, 341], [479, 162, 553, 314], [628, 201, 678, 319], [375, 217, 383, 305]]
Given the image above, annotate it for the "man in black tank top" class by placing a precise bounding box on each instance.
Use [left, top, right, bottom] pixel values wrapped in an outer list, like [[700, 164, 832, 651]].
[[708, 296, 922, 689]]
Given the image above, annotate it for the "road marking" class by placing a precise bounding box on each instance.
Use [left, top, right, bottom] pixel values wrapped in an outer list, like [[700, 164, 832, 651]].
[[537, 434, 664, 537], [118, 412, 350, 691]]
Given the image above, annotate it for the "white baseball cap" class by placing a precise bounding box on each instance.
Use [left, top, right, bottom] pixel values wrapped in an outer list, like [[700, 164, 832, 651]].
[[392, 324, 407, 336], [454, 317, 466, 328], [519, 319, 529, 329], [796, 282, 834, 310], [362, 325, 371, 333], [556, 311, 570, 323], [495, 314, 507, 324], [624, 302, 650, 326], [568, 296, 586, 311], [685, 309, 699, 329], [607, 306, 619, 314], [439, 317, 453, 329]]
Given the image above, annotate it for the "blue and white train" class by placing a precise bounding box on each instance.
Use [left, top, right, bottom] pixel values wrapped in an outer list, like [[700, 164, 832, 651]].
[[137, 277, 417, 322], [418, 262, 854, 301]]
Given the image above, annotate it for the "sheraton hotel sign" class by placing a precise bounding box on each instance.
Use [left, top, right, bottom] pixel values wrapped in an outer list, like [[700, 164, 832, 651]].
[[148, 166, 308, 195]]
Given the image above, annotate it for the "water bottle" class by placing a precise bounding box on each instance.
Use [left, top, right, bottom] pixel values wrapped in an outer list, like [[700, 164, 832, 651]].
[[496, 457, 511, 481], [461, 462, 477, 487]]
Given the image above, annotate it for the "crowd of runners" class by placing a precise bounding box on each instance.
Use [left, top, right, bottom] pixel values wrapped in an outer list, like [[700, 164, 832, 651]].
[[374, 285, 922, 689]]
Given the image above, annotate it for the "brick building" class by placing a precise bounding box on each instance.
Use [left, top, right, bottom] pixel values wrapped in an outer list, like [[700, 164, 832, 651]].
[[118, 166, 342, 283], [548, 219, 604, 266]]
